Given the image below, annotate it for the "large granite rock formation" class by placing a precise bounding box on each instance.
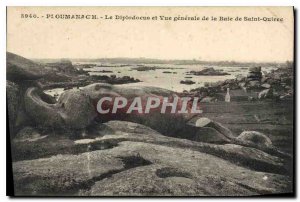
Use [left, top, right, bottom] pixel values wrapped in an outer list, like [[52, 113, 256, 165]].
[[7, 53, 294, 196], [7, 52, 49, 81], [12, 121, 292, 196]]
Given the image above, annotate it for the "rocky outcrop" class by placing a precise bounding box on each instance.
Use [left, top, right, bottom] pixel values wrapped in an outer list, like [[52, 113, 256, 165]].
[[180, 80, 195, 85], [7, 81, 20, 126], [90, 70, 113, 73], [7, 80, 37, 136], [185, 64, 293, 102], [6, 53, 142, 133], [24, 87, 97, 129], [7, 52, 141, 91], [24, 83, 210, 134], [89, 75, 140, 84], [7, 52, 50, 81], [237, 131, 272, 149], [131, 66, 157, 71], [24, 82, 279, 150], [7, 53, 294, 196], [88, 143, 289, 196], [187, 68, 230, 76], [45, 59, 78, 74], [7, 81, 21, 135], [12, 121, 292, 196], [247, 66, 262, 82]]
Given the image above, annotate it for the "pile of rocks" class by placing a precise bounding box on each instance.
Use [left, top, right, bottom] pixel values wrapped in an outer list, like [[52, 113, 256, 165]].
[[185, 64, 293, 102], [262, 66, 293, 100], [247, 66, 262, 81], [246, 66, 262, 88]]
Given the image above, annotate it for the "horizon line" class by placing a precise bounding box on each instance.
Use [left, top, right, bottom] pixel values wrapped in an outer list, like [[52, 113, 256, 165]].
[[7, 51, 292, 64], [29, 57, 292, 64]]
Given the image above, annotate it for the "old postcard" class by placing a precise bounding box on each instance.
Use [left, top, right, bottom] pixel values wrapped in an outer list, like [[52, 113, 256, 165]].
[[6, 7, 294, 196]]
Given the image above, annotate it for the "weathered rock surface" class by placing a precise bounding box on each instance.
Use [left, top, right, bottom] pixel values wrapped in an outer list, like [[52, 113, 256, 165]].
[[24, 87, 97, 129], [13, 127, 48, 143], [88, 142, 289, 196], [12, 121, 292, 196], [7, 80, 20, 132], [7, 53, 294, 196], [7, 80, 35, 136], [237, 131, 273, 149], [7, 52, 50, 81], [7, 52, 141, 92]]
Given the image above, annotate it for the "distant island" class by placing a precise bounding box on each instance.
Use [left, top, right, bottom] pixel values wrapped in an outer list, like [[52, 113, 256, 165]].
[[33, 57, 290, 68]]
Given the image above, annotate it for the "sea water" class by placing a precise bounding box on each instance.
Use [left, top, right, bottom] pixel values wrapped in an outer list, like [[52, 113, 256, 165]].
[[44, 63, 277, 97]]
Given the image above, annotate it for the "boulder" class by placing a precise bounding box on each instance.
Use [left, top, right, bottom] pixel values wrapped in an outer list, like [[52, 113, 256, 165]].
[[200, 96, 216, 103], [261, 83, 271, 89], [248, 80, 261, 88], [237, 131, 273, 149], [280, 93, 292, 100], [258, 89, 273, 99]]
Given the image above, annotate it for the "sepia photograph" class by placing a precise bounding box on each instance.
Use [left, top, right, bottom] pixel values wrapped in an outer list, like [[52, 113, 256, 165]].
[[6, 6, 294, 196]]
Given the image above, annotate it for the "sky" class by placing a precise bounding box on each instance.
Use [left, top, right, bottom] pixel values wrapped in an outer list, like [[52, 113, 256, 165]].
[[7, 7, 294, 62]]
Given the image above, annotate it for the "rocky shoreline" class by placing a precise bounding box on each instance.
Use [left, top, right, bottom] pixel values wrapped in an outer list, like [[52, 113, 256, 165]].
[[7, 53, 141, 91], [180, 64, 293, 102], [7, 52, 294, 196]]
